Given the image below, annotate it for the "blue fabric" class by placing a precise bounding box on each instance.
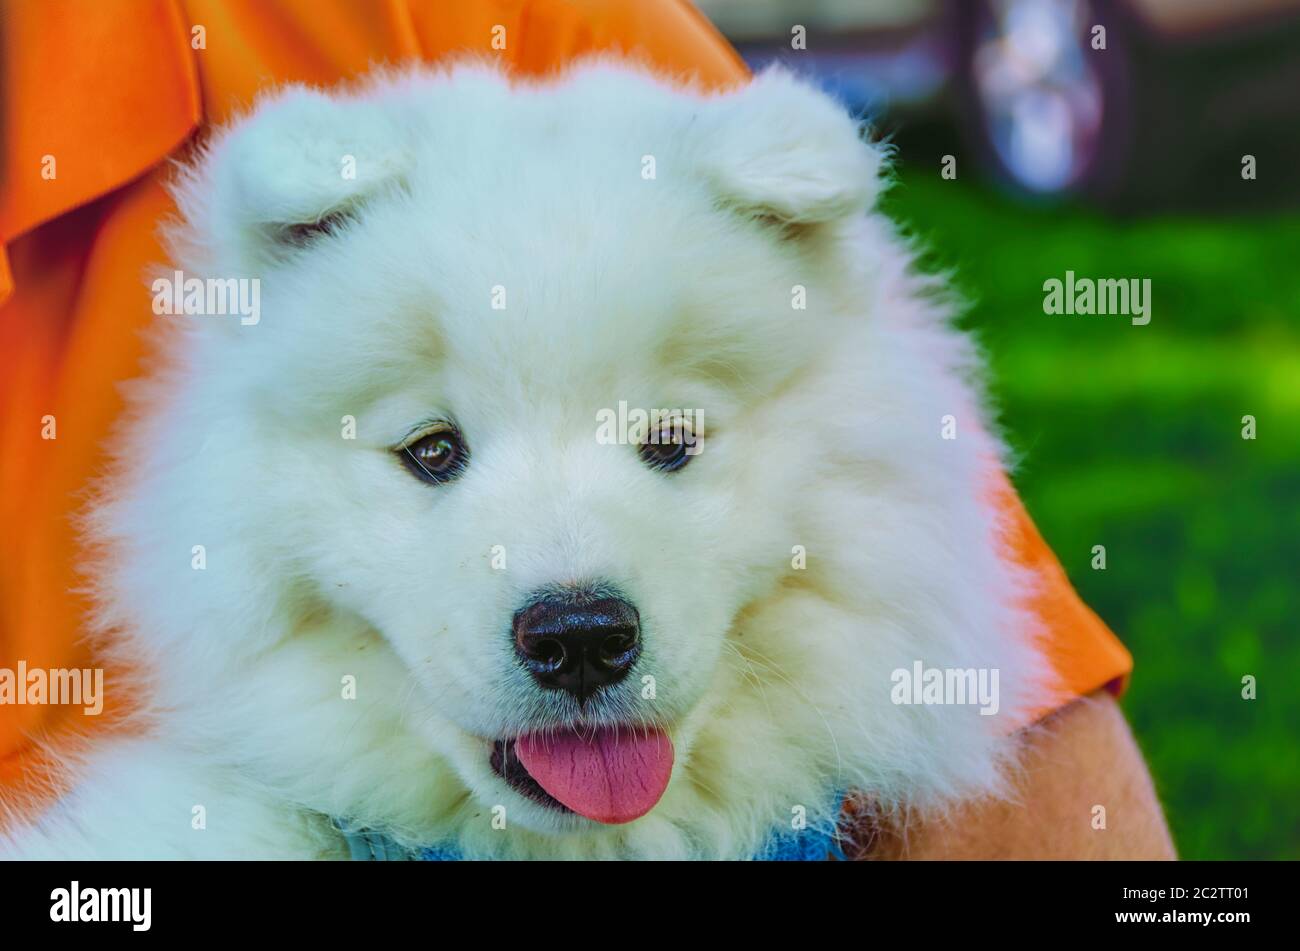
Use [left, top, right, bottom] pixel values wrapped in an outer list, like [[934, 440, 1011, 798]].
[[334, 794, 848, 861], [755, 811, 849, 862]]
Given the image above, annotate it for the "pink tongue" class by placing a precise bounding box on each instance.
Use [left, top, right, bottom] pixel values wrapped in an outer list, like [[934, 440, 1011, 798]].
[[515, 727, 674, 824]]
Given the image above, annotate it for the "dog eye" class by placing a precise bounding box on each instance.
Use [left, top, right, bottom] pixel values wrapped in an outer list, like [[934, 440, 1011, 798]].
[[399, 428, 468, 485], [638, 424, 694, 473], [276, 210, 354, 247]]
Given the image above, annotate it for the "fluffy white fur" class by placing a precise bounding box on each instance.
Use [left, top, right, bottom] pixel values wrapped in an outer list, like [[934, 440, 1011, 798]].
[[2, 61, 1058, 860]]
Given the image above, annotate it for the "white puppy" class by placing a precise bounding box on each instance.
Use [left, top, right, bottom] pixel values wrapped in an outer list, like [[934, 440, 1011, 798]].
[[3, 61, 1057, 860]]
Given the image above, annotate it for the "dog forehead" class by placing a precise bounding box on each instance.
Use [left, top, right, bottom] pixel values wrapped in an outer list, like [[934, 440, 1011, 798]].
[[381, 167, 710, 369], [272, 189, 792, 427]]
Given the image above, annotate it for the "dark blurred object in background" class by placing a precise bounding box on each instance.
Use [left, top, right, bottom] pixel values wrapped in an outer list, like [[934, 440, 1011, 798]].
[[698, 0, 1300, 211]]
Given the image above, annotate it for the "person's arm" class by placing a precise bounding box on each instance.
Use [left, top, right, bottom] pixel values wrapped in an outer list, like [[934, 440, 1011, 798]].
[[860, 691, 1176, 859]]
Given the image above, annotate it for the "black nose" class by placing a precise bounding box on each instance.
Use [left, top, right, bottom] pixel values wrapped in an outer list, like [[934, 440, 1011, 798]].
[[512, 592, 641, 703]]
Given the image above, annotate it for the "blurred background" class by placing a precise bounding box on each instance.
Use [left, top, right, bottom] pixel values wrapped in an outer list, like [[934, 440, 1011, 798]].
[[697, 0, 1300, 859]]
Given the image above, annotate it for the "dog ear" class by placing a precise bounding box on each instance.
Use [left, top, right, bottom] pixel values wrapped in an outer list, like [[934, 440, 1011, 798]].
[[172, 84, 412, 271], [701, 67, 885, 228]]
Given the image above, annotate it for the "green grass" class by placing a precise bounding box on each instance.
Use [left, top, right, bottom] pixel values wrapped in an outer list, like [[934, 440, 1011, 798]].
[[882, 175, 1300, 859]]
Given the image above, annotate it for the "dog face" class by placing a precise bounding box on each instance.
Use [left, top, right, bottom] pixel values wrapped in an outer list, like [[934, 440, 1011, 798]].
[[106, 63, 1042, 857], [263, 165, 819, 822], [157, 63, 881, 834]]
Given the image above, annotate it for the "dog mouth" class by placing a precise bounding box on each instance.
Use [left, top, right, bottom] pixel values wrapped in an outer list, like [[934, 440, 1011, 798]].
[[491, 739, 571, 814], [489, 726, 675, 825]]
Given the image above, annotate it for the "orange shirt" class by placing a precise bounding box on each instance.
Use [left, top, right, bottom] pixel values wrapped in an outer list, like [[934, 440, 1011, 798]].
[[0, 0, 1129, 809]]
